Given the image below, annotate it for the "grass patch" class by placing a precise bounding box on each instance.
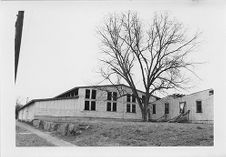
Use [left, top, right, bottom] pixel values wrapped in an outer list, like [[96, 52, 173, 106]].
[[51, 119, 213, 146]]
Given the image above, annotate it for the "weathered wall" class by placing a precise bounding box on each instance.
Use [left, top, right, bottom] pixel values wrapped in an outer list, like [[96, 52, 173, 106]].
[[18, 103, 35, 122], [19, 85, 157, 122], [52, 86, 147, 120], [149, 89, 214, 123], [34, 99, 78, 117], [77, 86, 147, 120]]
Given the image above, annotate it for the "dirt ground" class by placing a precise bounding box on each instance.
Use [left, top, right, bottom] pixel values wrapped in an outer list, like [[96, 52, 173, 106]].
[[51, 119, 214, 146], [16, 126, 54, 147]]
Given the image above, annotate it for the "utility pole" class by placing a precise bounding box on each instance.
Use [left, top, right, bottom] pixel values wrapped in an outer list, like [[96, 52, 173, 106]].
[[15, 11, 24, 83]]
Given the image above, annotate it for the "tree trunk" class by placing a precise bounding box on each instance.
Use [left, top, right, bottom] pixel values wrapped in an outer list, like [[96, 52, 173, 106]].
[[142, 102, 148, 122]]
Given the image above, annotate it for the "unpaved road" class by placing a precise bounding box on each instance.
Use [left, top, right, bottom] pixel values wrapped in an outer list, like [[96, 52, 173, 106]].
[[16, 125, 54, 146], [16, 121, 75, 147]]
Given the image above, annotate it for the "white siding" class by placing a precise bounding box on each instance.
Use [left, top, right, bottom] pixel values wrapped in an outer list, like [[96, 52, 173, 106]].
[[149, 89, 214, 122], [35, 98, 78, 117], [18, 103, 36, 122], [18, 85, 158, 121]]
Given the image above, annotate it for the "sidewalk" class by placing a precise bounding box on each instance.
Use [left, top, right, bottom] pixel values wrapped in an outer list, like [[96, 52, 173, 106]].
[[16, 121, 75, 146]]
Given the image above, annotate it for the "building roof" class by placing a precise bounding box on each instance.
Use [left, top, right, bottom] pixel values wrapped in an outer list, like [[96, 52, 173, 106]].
[[186, 88, 213, 97], [18, 96, 79, 111], [54, 84, 160, 99], [150, 88, 213, 104]]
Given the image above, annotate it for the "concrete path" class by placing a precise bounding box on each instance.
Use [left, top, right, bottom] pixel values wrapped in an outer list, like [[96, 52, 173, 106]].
[[16, 121, 75, 146]]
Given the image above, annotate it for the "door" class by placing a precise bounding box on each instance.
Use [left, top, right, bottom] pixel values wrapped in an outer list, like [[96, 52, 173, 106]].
[[179, 102, 186, 114]]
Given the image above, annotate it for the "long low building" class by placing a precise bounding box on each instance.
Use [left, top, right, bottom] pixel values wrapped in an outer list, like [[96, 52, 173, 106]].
[[18, 84, 214, 123], [148, 89, 214, 123], [18, 84, 158, 122]]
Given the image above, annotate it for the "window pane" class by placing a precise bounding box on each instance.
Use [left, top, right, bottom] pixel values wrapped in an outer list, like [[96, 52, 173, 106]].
[[91, 90, 96, 99], [85, 89, 90, 99], [209, 90, 214, 96], [74, 89, 78, 96], [113, 92, 117, 101], [126, 104, 130, 112], [84, 101, 89, 110], [107, 102, 111, 111], [127, 94, 131, 102], [132, 95, 136, 103], [165, 103, 169, 114], [132, 104, 136, 113], [153, 104, 156, 114], [196, 101, 202, 113], [91, 101, 96, 111], [113, 102, 117, 112], [107, 92, 112, 101]]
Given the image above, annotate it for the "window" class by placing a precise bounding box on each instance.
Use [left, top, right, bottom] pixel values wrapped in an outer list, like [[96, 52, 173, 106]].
[[126, 93, 136, 113], [196, 101, 202, 113], [84, 89, 96, 111], [132, 95, 136, 103], [106, 91, 117, 112], [91, 90, 96, 99], [126, 104, 130, 112], [126, 104, 136, 113], [107, 102, 111, 111], [84, 101, 89, 110], [153, 104, 156, 114], [106, 102, 117, 112], [113, 102, 117, 112], [74, 89, 78, 96], [165, 103, 169, 114], [107, 92, 112, 100], [132, 104, 136, 113], [113, 92, 117, 101], [85, 89, 90, 99], [127, 94, 131, 102], [91, 101, 96, 111], [209, 90, 214, 96]]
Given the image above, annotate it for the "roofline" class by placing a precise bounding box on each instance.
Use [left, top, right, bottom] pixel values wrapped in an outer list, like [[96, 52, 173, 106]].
[[18, 96, 79, 111], [54, 84, 160, 99], [186, 88, 213, 97], [149, 88, 213, 104]]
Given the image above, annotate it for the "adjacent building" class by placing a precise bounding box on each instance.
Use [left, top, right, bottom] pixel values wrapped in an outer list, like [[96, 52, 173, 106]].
[[148, 89, 214, 123]]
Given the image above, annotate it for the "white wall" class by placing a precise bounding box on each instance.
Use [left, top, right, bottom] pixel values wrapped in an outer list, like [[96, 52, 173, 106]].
[[72, 86, 146, 120], [18, 85, 158, 121], [18, 103, 35, 122], [34, 98, 78, 117], [149, 89, 214, 122]]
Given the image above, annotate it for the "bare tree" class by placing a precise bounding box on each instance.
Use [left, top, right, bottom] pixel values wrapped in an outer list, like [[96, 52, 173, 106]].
[[97, 11, 200, 121]]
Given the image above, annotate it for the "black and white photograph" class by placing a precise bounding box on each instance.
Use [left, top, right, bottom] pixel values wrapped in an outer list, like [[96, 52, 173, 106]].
[[1, 0, 226, 157]]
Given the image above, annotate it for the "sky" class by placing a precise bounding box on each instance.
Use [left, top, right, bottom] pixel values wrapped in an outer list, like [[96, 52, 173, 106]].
[[1, 0, 226, 104]]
